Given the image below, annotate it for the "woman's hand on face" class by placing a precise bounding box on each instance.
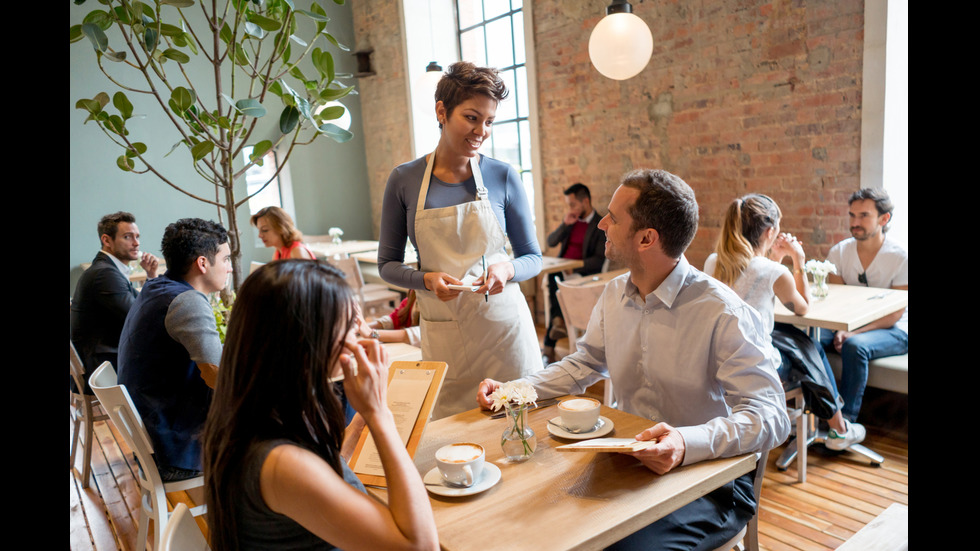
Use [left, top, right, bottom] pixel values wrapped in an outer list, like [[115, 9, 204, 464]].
[[339, 338, 390, 419], [423, 272, 464, 302], [475, 261, 514, 295]]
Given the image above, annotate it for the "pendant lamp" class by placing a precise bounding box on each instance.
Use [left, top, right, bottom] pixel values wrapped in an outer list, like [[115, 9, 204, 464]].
[[588, 0, 653, 80]]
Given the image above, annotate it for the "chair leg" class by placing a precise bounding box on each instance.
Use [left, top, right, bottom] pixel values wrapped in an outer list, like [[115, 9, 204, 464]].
[[81, 406, 95, 489], [136, 495, 151, 551], [795, 394, 806, 484]]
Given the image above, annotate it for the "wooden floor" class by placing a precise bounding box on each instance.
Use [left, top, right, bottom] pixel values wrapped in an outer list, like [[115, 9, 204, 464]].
[[71, 328, 908, 550]]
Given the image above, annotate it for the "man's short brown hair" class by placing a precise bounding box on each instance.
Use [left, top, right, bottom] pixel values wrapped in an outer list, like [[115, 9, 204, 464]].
[[98, 212, 136, 240], [620, 170, 699, 259]]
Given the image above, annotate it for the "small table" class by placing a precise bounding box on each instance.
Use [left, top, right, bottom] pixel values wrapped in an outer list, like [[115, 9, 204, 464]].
[[537, 256, 586, 325], [368, 402, 756, 551], [773, 283, 908, 337], [307, 240, 380, 259]]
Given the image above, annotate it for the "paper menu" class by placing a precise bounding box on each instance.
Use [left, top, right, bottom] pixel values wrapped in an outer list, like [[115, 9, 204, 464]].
[[555, 438, 656, 453]]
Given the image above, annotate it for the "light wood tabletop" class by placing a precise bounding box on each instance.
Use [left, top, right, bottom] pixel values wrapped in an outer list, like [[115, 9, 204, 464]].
[[307, 239, 380, 259], [368, 401, 756, 551], [773, 283, 908, 332], [540, 256, 585, 275]]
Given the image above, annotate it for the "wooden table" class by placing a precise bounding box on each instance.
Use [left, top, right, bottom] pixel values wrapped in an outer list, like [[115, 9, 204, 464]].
[[307, 239, 380, 259], [773, 283, 908, 335], [537, 256, 586, 325], [369, 402, 756, 551]]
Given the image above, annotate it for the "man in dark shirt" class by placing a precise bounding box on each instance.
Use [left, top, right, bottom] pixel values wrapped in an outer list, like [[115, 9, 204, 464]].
[[71, 212, 159, 386], [543, 183, 605, 362]]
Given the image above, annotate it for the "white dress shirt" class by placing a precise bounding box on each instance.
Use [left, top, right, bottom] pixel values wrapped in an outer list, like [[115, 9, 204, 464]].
[[523, 256, 790, 465]]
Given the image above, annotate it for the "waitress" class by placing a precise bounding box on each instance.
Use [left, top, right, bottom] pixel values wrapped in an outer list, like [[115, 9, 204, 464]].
[[378, 62, 542, 419]]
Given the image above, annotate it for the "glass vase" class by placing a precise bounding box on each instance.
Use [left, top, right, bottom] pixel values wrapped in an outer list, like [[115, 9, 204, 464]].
[[812, 273, 829, 299], [501, 403, 536, 462]]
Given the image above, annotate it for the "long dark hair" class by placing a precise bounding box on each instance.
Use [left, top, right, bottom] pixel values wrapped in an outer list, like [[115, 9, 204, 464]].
[[203, 260, 356, 550], [712, 194, 781, 286]]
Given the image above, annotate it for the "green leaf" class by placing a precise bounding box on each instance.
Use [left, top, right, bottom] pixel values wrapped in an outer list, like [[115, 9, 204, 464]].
[[75, 92, 110, 117], [243, 22, 264, 39], [268, 81, 284, 98], [160, 0, 196, 7], [249, 140, 272, 164], [318, 122, 353, 143], [288, 34, 307, 47], [117, 155, 134, 171], [282, 0, 295, 9], [112, 5, 133, 24], [82, 10, 113, 30], [312, 48, 334, 82], [331, 0, 344, 5], [125, 142, 148, 158], [163, 48, 190, 63], [159, 23, 183, 37], [81, 23, 108, 52], [235, 98, 267, 117], [219, 22, 233, 44], [233, 43, 250, 65], [113, 92, 134, 119], [321, 32, 349, 52], [106, 114, 127, 135], [320, 85, 354, 101], [288, 66, 306, 82], [279, 105, 300, 133], [69, 25, 84, 44], [183, 33, 199, 55], [295, 9, 329, 22], [170, 87, 196, 114], [191, 140, 214, 161], [104, 50, 127, 62], [248, 13, 282, 32], [144, 27, 158, 52], [317, 105, 345, 121]]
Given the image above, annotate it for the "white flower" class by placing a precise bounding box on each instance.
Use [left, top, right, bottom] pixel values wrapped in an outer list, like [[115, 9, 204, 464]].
[[328, 227, 344, 238], [804, 259, 837, 277], [489, 381, 538, 411]]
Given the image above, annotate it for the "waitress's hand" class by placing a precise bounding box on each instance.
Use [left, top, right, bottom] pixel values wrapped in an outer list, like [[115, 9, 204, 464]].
[[424, 271, 464, 302], [475, 261, 514, 296], [339, 338, 390, 420]]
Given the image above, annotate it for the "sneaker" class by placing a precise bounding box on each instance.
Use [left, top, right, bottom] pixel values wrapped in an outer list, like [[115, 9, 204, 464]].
[[825, 421, 866, 451]]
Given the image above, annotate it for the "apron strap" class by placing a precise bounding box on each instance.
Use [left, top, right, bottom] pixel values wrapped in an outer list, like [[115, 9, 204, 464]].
[[417, 153, 488, 214]]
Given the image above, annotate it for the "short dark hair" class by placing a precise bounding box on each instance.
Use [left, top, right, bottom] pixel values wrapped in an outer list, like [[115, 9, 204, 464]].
[[98, 212, 136, 240], [161, 218, 229, 277], [435, 61, 508, 129], [620, 169, 699, 259], [564, 183, 591, 202], [848, 188, 894, 217]]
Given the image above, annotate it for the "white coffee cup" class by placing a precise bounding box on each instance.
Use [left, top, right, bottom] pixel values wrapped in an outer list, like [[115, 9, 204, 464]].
[[435, 443, 485, 487], [558, 397, 601, 432]]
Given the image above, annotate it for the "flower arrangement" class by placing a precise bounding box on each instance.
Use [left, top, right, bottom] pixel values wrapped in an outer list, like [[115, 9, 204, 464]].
[[804, 259, 837, 298], [328, 227, 344, 245], [490, 381, 538, 461]]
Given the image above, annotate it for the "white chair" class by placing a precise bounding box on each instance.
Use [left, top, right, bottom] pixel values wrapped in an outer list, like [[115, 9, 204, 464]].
[[712, 450, 769, 551], [329, 256, 401, 317], [70, 340, 108, 489], [161, 503, 210, 551], [88, 362, 207, 551], [555, 279, 613, 406]]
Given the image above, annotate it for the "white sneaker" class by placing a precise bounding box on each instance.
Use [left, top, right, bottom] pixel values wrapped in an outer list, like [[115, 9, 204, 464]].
[[825, 421, 866, 451]]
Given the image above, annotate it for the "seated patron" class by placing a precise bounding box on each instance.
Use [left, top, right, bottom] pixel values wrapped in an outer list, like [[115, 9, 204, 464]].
[[251, 206, 317, 260], [71, 212, 159, 383], [479, 170, 790, 549], [823, 188, 908, 423], [203, 261, 438, 551], [704, 194, 864, 451], [118, 218, 230, 481]]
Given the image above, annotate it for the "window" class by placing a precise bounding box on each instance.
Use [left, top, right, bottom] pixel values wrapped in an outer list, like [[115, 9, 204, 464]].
[[242, 146, 296, 235]]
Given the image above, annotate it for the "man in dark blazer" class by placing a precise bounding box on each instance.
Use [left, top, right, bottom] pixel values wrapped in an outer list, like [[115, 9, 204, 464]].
[[71, 212, 159, 388], [543, 183, 605, 362]]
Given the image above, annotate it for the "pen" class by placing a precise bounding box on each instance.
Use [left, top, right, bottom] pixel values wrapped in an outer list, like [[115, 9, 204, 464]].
[[482, 255, 488, 302]]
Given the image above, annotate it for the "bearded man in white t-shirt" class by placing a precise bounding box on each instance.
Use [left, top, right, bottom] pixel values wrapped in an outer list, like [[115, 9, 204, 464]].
[[824, 188, 908, 433]]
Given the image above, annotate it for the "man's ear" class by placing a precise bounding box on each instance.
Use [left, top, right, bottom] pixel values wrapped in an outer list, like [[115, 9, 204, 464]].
[[195, 255, 209, 274], [879, 212, 891, 228], [636, 228, 659, 252], [99, 234, 112, 251]]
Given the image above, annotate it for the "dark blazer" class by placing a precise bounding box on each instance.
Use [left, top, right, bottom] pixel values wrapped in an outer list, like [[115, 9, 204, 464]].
[[70, 252, 138, 373], [546, 212, 605, 276]]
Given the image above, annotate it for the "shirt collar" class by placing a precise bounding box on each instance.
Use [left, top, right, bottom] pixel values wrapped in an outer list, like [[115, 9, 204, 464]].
[[622, 255, 691, 309], [579, 209, 596, 224], [100, 250, 132, 277]]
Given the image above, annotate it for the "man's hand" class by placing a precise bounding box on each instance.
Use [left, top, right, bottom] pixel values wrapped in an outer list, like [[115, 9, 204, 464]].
[[625, 423, 686, 475], [833, 330, 854, 352], [140, 253, 160, 278], [475, 262, 515, 296], [423, 271, 464, 302], [563, 211, 578, 226], [477, 378, 503, 410]]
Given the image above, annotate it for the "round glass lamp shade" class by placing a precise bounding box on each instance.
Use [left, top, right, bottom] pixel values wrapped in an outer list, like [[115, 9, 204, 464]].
[[588, 12, 653, 80]]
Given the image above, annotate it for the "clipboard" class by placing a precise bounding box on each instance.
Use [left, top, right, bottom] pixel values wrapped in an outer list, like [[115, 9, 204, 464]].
[[350, 361, 447, 487]]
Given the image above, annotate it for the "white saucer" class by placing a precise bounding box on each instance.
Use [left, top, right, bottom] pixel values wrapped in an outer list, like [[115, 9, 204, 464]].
[[547, 416, 614, 440], [423, 462, 501, 497]]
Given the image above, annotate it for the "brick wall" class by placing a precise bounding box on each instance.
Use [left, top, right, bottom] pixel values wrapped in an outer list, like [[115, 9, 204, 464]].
[[354, 0, 866, 265]]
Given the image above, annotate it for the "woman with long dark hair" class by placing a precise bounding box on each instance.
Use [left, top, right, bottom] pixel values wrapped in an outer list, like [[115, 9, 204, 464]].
[[203, 261, 437, 550], [705, 194, 865, 451]]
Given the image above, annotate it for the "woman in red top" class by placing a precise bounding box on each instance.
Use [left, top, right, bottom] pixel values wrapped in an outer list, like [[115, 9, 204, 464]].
[[250, 206, 316, 260]]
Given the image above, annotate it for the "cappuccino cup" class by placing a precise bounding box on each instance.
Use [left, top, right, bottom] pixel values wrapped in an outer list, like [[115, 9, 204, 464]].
[[435, 443, 485, 487], [558, 397, 601, 432]]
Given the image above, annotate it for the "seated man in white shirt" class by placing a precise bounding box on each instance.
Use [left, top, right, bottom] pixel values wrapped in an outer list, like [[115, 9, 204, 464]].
[[478, 169, 790, 549]]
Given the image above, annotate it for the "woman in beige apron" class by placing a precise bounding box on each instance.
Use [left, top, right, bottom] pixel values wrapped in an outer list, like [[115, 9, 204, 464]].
[[377, 62, 542, 419]]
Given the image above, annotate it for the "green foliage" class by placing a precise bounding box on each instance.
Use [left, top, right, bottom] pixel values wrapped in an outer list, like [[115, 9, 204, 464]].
[[72, 0, 356, 291]]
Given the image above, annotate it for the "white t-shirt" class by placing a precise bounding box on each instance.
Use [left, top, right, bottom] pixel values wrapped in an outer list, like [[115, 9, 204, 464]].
[[826, 235, 908, 333]]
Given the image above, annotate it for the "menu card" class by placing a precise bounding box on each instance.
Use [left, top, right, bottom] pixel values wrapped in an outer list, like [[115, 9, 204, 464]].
[[351, 361, 446, 487], [556, 438, 656, 453]]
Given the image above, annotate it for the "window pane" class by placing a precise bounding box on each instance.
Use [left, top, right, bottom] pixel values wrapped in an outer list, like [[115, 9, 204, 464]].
[[483, 0, 509, 19], [457, 0, 482, 30], [460, 27, 486, 65], [519, 120, 532, 170], [521, 170, 535, 223], [512, 11, 525, 65], [516, 66, 528, 118], [496, 68, 518, 122], [490, 121, 520, 167], [485, 16, 514, 69]]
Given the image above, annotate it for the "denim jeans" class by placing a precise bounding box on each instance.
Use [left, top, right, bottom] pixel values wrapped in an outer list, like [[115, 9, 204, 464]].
[[821, 327, 908, 421]]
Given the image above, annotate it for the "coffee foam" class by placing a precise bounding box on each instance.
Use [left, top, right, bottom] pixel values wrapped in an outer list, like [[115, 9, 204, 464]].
[[436, 443, 483, 463], [559, 398, 600, 411]]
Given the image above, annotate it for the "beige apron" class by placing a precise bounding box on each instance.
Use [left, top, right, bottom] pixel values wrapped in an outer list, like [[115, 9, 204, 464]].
[[415, 153, 541, 419]]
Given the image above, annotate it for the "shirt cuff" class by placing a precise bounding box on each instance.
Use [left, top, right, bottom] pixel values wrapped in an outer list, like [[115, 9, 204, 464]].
[[674, 425, 711, 466]]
